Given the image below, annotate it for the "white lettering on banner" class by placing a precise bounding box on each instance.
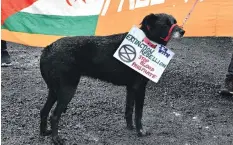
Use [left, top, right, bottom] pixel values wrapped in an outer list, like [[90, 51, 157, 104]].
[[117, 0, 135, 12], [101, 0, 166, 16], [75, 0, 204, 16], [113, 26, 175, 83], [184, 0, 204, 3], [135, 0, 150, 9], [101, 0, 111, 16], [117, 0, 125, 12], [150, 0, 165, 6]]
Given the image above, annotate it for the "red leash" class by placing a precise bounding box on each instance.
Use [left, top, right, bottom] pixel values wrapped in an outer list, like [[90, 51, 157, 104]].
[[181, 0, 199, 28], [162, 0, 200, 41], [147, 0, 200, 42]]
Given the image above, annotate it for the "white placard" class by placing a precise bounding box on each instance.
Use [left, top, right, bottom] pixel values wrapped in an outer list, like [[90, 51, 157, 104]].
[[113, 25, 175, 83]]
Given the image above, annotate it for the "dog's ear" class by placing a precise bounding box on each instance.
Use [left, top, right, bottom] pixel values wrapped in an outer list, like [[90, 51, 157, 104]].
[[140, 13, 158, 28], [166, 18, 171, 25]]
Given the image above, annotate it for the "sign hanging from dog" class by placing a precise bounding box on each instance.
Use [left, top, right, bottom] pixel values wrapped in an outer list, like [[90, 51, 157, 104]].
[[113, 26, 175, 83]]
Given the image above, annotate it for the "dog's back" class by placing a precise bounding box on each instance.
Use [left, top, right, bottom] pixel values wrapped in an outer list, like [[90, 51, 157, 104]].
[[40, 33, 138, 86]]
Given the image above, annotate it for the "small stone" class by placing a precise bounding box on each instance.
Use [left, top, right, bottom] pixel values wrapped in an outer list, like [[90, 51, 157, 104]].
[[205, 126, 209, 129], [74, 125, 79, 129], [173, 112, 181, 116], [198, 126, 202, 129], [193, 116, 197, 120]]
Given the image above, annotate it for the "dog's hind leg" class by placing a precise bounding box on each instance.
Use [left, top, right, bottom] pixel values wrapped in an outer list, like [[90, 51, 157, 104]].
[[40, 89, 57, 136], [125, 86, 135, 130], [50, 84, 78, 145]]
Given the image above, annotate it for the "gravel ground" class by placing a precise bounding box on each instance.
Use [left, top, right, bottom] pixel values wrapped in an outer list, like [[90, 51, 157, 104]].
[[1, 37, 233, 145]]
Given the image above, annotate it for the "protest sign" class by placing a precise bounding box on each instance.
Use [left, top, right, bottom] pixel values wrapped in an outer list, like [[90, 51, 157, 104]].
[[113, 26, 175, 83]]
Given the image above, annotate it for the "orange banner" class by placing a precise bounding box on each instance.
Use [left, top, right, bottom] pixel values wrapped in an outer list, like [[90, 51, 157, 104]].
[[96, 0, 233, 37]]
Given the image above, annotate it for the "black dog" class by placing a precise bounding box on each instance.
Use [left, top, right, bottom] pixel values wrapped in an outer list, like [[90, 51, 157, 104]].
[[39, 13, 185, 145]]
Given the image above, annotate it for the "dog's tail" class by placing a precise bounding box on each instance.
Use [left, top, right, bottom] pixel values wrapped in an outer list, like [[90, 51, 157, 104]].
[[40, 43, 54, 87]]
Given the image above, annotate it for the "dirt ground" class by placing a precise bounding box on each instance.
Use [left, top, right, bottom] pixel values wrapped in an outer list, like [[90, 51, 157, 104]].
[[1, 37, 233, 145]]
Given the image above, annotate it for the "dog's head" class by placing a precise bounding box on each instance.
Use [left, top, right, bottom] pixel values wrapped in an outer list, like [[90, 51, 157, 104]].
[[140, 13, 185, 45]]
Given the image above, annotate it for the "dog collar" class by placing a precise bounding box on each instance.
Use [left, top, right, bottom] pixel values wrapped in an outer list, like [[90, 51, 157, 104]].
[[146, 24, 178, 42], [160, 24, 177, 42]]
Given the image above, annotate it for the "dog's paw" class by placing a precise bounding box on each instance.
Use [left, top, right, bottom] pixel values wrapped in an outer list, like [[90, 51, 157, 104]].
[[52, 135, 65, 145], [137, 129, 151, 137], [40, 130, 52, 136], [63, 107, 68, 113], [126, 124, 135, 130]]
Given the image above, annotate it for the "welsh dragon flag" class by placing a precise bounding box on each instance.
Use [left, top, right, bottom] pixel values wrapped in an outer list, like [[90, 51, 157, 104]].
[[2, 0, 233, 47]]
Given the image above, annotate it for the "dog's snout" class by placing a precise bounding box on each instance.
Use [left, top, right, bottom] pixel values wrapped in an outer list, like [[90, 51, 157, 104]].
[[173, 25, 185, 36], [180, 29, 185, 36]]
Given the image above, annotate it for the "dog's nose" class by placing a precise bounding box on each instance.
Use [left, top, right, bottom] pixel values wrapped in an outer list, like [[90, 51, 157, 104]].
[[180, 29, 185, 36]]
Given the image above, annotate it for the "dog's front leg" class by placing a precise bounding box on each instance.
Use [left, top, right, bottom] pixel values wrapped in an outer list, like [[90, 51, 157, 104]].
[[129, 77, 150, 137], [135, 85, 147, 137], [133, 81, 151, 137], [125, 86, 135, 130]]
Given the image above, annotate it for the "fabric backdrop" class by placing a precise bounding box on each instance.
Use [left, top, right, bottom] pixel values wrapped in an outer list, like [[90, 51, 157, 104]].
[[1, 0, 233, 47]]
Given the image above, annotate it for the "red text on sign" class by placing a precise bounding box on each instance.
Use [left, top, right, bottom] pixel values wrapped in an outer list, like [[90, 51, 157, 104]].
[[139, 55, 154, 71], [131, 62, 157, 79]]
